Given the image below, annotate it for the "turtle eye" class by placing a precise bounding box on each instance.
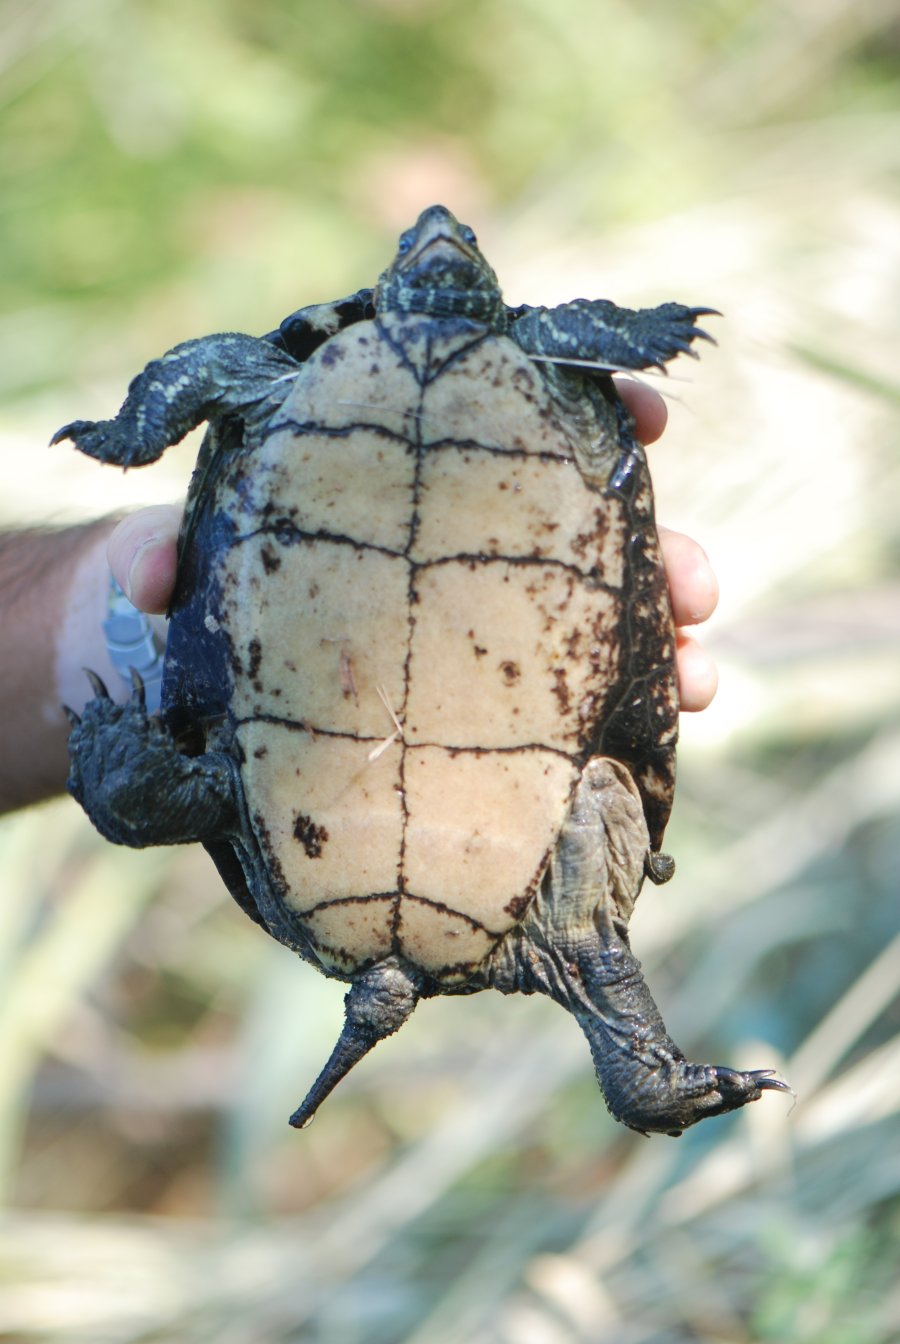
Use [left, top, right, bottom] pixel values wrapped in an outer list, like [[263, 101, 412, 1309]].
[[397, 231, 414, 255], [461, 225, 478, 245]]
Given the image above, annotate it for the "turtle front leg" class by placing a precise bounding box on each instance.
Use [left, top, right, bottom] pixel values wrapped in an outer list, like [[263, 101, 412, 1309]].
[[508, 299, 717, 373], [51, 334, 300, 467], [66, 672, 239, 848], [493, 757, 790, 1136]]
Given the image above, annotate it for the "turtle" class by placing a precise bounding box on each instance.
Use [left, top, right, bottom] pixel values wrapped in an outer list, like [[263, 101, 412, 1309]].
[[55, 204, 789, 1136]]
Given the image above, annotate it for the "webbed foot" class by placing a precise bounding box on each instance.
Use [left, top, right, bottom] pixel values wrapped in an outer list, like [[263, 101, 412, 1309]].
[[67, 670, 238, 847], [606, 1057, 793, 1138], [509, 299, 718, 374]]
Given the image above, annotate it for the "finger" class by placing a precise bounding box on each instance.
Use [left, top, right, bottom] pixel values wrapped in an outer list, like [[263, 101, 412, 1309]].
[[107, 504, 182, 614], [658, 526, 719, 627], [615, 378, 667, 445], [676, 632, 718, 712]]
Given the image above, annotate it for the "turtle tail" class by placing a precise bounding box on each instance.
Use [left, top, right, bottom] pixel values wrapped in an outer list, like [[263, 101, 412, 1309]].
[[289, 961, 421, 1128]]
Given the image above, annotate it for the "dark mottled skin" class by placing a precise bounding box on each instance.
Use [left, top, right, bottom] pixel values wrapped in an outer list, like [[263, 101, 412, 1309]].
[[57, 206, 788, 1136]]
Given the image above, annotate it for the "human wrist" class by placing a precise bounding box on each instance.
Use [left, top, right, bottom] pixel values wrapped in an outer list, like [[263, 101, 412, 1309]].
[[0, 521, 116, 811]]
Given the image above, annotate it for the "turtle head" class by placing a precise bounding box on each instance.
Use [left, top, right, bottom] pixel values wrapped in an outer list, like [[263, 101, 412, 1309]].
[[375, 205, 505, 328]]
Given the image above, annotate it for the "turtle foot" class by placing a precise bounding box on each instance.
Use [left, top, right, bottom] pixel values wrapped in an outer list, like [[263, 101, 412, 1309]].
[[67, 669, 237, 847], [51, 416, 162, 468], [609, 1061, 793, 1138]]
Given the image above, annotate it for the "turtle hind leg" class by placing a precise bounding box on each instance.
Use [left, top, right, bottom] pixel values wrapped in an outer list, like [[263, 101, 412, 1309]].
[[567, 909, 792, 1135], [492, 757, 790, 1136], [289, 961, 421, 1129]]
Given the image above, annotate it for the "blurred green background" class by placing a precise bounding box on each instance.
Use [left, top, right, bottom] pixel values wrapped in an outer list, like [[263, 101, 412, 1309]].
[[2, 1, 900, 1340]]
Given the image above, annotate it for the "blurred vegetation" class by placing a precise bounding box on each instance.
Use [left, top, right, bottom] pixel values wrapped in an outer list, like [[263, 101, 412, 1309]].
[[2, 0, 900, 1340]]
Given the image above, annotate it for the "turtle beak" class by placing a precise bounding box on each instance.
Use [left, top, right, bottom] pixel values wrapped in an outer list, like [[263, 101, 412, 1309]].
[[399, 206, 482, 287]]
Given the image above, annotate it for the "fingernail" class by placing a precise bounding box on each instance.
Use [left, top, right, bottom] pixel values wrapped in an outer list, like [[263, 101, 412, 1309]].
[[125, 536, 158, 604]]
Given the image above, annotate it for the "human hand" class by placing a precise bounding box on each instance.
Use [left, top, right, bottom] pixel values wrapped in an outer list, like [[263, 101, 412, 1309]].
[[107, 504, 181, 616], [107, 383, 718, 713], [616, 379, 719, 712]]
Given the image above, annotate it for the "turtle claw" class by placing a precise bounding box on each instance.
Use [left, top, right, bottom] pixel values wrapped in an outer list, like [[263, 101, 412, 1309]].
[[84, 668, 111, 700], [130, 667, 147, 708], [692, 327, 718, 346], [687, 310, 720, 347], [710, 1064, 789, 1100], [49, 419, 95, 448], [613, 1062, 794, 1138], [62, 704, 81, 728], [51, 419, 119, 465], [740, 1068, 794, 1096]]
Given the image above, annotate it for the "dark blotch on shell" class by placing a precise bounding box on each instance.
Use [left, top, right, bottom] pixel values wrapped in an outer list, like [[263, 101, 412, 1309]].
[[293, 813, 329, 858]]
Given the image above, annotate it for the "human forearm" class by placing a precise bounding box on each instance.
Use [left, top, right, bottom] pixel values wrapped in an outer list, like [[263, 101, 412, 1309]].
[[0, 521, 119, 812]]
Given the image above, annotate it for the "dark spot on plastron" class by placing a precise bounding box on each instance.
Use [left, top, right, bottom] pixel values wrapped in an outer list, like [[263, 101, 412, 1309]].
[[320, 343, 344, 367], [572, 507, 609, 563], [564, 628, 583, 659], [293, 813, 329, 858], [261, 545, 281, 574], [499, 660, 521, 685], [253, 745, 268, 759], [551, 667, 571, 715], [247, 639, 262, 682]]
